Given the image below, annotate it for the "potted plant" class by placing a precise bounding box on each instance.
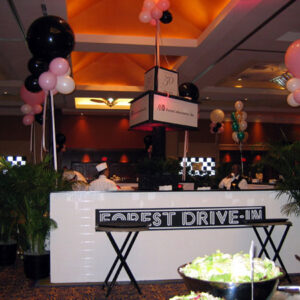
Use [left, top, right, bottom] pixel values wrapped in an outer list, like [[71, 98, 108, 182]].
[[0, 157, 19, 266], [11, 156, 71, 279], [257, 141, 300, 216]]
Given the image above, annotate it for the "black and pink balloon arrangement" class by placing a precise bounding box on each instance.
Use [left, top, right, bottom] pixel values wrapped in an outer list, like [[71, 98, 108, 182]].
[[20, 15, 75, 126], [209, 109, 225, 135], [139, 0, 172, 26]]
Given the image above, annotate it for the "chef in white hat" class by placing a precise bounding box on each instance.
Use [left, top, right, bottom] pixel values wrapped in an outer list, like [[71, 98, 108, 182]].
[[89, 162, 118, 191]]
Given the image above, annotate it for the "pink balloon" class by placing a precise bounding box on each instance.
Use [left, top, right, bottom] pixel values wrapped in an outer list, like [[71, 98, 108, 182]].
[[139, 10, 152, 23], [20, 85, 45, 105], [151, 6, 163, 19], [218, 126, 224, 134], [22, 114, 34, 126], [293, 89, 300, 104], [143, 0, 156, 10], [38, 71, 57, 91], [49, 57, 70, 76], [50, 89, 58, 95], [209, 122, 216, 128], [20, 104, 33, 115], [286, 77, 300, 93], [32, 104, 43, 114], [149, 18, 157, 26], [285, 39, 300, 77], [156, 0, 170, 11]]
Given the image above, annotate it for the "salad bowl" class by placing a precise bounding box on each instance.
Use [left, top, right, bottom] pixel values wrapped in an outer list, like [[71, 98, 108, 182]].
[[178, 265, 283, 300], [178, 251, 284, 300]]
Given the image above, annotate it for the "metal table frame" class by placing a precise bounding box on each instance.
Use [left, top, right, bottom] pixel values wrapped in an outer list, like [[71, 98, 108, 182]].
[[243, 219, 292, 283], [95, 221, 149, 297]]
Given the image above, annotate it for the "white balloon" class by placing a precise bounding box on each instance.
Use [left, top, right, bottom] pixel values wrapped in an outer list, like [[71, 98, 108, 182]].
[[20, 103, 33, 115], [287, 93, 300, 107], [239, 120, 248, 131], [234, 100, 244, 111], [139, 10, 151, 23], [210, 109, 225, 123], [286, 77, 300, 92], [241, 111, 247, 121], [56, 75, 75, 95], [232, 132, 239, 143]]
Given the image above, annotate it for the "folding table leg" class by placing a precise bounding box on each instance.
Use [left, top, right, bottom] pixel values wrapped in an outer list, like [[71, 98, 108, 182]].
[[102, 232, 132, 289], [105, 231, 142, 297], [264, 225, 292, 283]]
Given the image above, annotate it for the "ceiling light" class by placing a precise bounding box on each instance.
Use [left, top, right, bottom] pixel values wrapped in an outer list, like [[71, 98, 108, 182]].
[[237, 78, 242, 81], [234, 85, 243, 88], [270, 72, 292, 88], [75, 97, 133, 110]]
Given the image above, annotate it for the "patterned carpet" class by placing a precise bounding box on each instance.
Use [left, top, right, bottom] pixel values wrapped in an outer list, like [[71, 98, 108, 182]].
[[0, 259, 299, 300]]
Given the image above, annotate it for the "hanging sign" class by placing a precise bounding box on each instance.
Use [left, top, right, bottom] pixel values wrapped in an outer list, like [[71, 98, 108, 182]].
[[95, 206, 265, 230], [129, 91, 198, 130]]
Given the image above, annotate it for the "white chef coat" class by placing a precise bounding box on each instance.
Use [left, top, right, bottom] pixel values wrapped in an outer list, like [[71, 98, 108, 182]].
[[89, 175, 118, 191], [218, 174, 248, 190]]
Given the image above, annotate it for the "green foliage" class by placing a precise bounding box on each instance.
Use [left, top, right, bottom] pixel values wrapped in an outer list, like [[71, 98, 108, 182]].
[[0, 155, 72, 254], [137, 157, 182, 176], [258, 141, 300, 216], [0, 157, 19, 242]]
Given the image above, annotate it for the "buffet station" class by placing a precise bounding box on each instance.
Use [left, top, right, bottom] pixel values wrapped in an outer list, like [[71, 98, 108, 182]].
[[50, 189, 300, 285]]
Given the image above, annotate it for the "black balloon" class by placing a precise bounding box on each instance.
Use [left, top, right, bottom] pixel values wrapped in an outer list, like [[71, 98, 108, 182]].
[[28, 57, 49, 76], [24, 75, 42, 93], [213, 126, 218, 133], [179, 82, 199, 102], [160, 10, 173, 24], [35, 112, 43, 125], [56, 133, 66, 146], [26, 15, 75, 61], [216, 122, 222, 129]]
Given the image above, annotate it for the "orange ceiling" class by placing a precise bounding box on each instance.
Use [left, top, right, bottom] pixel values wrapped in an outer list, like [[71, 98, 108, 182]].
[[67, 0, 231, 87]]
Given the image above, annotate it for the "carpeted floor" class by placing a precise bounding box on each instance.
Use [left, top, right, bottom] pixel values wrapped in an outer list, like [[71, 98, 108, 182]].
[[0, 259, 299, 300]]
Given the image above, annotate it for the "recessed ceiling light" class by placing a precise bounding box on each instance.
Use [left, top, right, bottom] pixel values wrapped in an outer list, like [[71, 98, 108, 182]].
[[237, 78, 242, 81], [3, 91, 8, 95]]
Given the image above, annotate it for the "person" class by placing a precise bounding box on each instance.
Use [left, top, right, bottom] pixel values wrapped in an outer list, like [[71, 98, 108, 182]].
[[89, 162, 118, 191], [63, 168, 89, 191], [218, 164, 248, 190]]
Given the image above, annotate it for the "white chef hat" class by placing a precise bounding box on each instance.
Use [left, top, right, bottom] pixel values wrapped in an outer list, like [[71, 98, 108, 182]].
[[96, 162, 107, 172]]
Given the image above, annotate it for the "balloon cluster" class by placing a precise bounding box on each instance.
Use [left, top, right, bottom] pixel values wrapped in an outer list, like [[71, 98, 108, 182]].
[[139, 0, 172, 25], [231, 100, 248, 143], [209, 109, 225, 134], [20, 16, 75, 126], [285, 39, 300, 107]]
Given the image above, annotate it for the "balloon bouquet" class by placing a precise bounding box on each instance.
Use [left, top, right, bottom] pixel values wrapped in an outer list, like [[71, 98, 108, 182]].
[[19, 15, 75, 169], [231, 100, 248, 144], [139, 0, 172, 25], [231, 100, 248, 175], [285, 39, 300, 107], [209, 109, 225, 134]]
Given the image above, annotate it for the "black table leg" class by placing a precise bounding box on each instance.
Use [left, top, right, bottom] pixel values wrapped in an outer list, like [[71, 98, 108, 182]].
[[263, 225, 292, 283], [102, 232, 132, 290], [105, 231, 141, 297]]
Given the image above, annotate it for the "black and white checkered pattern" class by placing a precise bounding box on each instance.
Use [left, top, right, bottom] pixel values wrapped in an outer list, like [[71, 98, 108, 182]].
[[6, 156, 26, 166], [180, 157, 215, 176]]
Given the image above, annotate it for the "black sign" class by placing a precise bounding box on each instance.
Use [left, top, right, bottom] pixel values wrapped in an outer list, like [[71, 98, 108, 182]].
[[95, 206, 265, 230]]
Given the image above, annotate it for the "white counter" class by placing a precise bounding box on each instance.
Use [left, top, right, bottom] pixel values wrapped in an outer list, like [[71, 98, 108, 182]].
[[50, 190, 300, 283]]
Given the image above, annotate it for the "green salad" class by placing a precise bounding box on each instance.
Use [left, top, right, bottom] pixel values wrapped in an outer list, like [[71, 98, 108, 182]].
[[181, 250, 281, 283], [170, 291, 223, 300]]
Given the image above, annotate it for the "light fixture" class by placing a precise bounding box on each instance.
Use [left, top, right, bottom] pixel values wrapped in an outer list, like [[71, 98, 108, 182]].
[[234, 85, 243, 88], [270, 72, 292, 88], [75, 97, 133, 110]]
